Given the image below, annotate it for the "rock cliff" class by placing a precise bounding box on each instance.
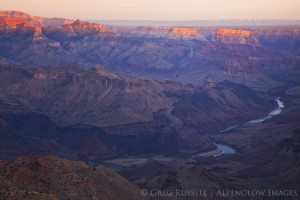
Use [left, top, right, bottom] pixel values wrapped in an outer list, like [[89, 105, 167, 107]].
[[126, 26, 206, 40], [171, 27, 198, 35], [0, 17, 42, 35], [212, 28, 260, 45], [0, 10, 73, 27], [61, 19, 115, 37]]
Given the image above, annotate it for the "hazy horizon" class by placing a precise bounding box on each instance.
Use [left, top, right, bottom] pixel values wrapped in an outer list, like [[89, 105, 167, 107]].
[[90, 19, 300, 26], [2, 9, 300, 27], [1, 0, 300, 21]]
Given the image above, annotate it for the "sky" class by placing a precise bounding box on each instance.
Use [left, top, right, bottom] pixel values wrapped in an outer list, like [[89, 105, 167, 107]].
[[1, 0, 300, 21]]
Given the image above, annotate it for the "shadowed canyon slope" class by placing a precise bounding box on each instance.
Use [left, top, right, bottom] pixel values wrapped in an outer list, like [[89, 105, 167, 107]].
[[117, 87, 300, 199], [0, 64, 275, 161]]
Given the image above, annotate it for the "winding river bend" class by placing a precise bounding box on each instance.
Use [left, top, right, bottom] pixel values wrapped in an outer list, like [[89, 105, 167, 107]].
[[248, 97, 284, 124], [102, 98, 285, 166], [213, 97, 285, 156]]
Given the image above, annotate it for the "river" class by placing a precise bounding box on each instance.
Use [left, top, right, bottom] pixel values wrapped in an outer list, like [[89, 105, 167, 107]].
[[213, 143, 235, 157], [101, 98, 285, 164], [213, 97, 284, 156], [248, 97, 284, 124]]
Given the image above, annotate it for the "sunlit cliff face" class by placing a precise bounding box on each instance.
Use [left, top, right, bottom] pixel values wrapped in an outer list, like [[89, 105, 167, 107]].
[[61, 19, 114, 35], [212, 28, 260, 45], [0, 17, 27, 26], [0, 17, 42, 34], [216, 28, 252, 36]]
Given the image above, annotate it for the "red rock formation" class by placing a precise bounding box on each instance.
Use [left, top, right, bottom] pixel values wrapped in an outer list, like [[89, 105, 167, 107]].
[[0, 10, 73, 27], [130, 26, 205, 40], [217, 28, 252, 36], [0, 17, 42, 35], [0, 17, 25, 31], [170, 27, 204, 40], [61, 19, 114, 36], [0, 17, 26, 26], [171, 27, 198, 35], [212, 28, 260, 45]]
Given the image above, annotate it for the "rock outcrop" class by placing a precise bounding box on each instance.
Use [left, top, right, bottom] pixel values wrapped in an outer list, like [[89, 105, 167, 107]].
[[61, 19, 114, 36], [127, 26, 206, 40], [120, 162, 236, 196], [0, 17, 90, 67], [212, 28, 260, 45], [0, 10, 73, 27], [0, 17, 42, 35], [0, 156, 146, 200], [251, 26, 300, 55], [217, 28, 253, 36], [169, 27, 206, 40], [171, 27, 197, 35]]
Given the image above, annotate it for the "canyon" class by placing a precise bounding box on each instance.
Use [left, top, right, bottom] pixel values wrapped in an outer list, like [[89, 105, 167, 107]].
[[0, 10, 299, 200], [0, 64, 275, 161], [0, 12, 299, 90]]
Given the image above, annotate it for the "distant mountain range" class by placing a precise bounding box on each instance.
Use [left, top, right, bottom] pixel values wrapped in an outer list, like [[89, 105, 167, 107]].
[[90, 19, 300, 26], [2, 10, 300, 27]]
